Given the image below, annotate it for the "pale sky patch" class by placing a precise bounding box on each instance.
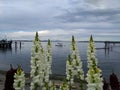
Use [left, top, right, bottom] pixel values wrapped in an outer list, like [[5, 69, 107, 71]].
[[0, 29, 118, 41]]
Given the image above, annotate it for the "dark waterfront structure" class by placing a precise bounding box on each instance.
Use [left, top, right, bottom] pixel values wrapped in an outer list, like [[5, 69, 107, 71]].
[[0, 39, 12, 48]]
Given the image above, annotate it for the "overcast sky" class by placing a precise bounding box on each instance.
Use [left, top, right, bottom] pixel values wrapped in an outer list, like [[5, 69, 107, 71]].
[[0, 0, 120, 41]]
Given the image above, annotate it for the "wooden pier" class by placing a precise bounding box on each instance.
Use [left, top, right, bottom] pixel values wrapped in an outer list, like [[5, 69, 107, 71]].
[[104, 41, 120, 49], [94, 41, 120, 54], [0, 40, 12, 48]]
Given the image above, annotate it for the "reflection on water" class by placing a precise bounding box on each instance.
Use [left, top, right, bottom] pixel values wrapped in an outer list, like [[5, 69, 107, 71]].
[[0, 42, 120, 80], [0, 47, 12, 53]]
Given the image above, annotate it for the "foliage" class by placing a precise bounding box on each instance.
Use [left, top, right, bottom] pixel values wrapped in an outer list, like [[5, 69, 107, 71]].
[[109, 72, 119, 90], [4, 64, 17, 90]]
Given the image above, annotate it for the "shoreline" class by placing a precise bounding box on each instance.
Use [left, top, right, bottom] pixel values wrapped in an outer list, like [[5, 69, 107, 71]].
[[1, 69, 118, 90], [0, 69, 86, 82], [0, 70, 6, 90], [0, 70, 87, 90]]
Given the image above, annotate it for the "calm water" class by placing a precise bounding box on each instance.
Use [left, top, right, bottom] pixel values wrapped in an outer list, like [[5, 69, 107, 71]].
[[0, 41, 120, 80]]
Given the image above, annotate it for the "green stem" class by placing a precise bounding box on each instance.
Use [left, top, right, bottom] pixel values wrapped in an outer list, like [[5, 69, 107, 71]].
[[79, 79, 83, 90]]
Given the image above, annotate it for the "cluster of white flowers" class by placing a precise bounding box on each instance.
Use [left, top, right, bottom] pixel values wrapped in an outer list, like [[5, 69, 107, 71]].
[[59, 79, 69, 90], [86, 35, 103, 90], [42, 81, 56, 90], [66, 36, 84, 89], [42, 39, 56, 90], [30, 32, 44, 90], [50, 82, 56, 90], [66, 54, 74, 87], [45, 39, 52, 81], [13, 67, 25, 90], [30, 32, 54, 90]]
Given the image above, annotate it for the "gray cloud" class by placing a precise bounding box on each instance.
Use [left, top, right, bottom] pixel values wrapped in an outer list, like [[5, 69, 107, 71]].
[[0, 0, 120, 40], [0, 0, 67, 30], [56, 9, 120, 24], [54, 0, 120, 31]]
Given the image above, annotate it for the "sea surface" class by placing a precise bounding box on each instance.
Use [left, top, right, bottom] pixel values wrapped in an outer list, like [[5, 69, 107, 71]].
[[0, 41, 120, 80]]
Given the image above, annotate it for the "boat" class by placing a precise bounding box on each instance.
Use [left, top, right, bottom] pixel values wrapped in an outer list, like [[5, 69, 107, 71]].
[[55, 42, 64, 47]]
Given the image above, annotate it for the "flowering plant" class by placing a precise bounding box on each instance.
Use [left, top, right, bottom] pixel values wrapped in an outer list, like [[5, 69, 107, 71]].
[[86, 35, 103, 90], [13, 66, 25, 90], [66, 36, 84, 90]]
